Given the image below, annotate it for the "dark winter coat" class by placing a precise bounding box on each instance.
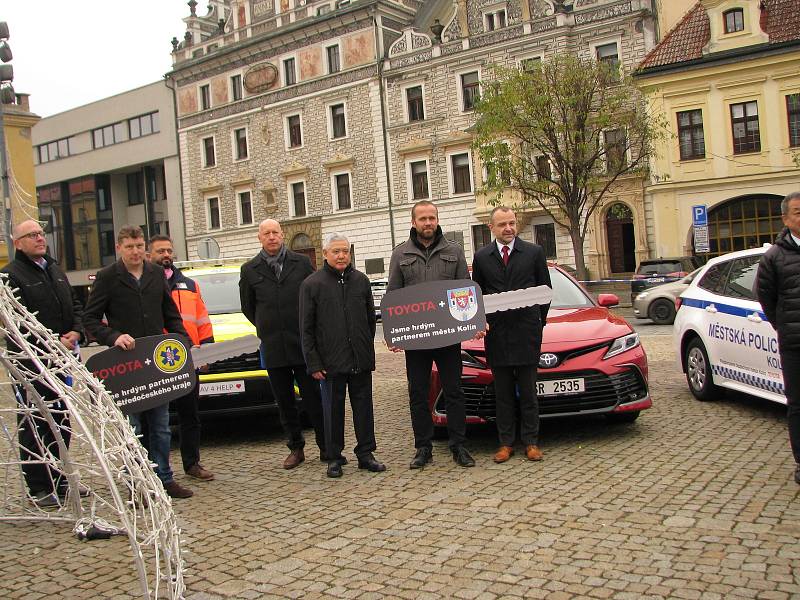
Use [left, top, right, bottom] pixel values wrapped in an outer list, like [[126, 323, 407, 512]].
[[300, 263, 376, 375], [471, 238, 552, 366], [756, 228, 800, 351], [387, 227, 469, 291], [239, 249, 314, 368], [1, 251, 83, 350], [83, 260, 188, 346]]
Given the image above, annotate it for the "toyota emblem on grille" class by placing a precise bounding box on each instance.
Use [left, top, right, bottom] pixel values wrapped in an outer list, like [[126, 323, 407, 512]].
[[539, 353, 559, 368]]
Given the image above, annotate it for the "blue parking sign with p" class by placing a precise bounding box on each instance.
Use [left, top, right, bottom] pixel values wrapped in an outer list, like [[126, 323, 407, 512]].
[[692, 205, 707, 227]]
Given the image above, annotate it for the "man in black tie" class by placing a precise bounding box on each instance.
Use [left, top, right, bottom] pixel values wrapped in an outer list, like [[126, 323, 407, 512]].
[[471, 206, 551, 463], [239, 219, 327, 469]]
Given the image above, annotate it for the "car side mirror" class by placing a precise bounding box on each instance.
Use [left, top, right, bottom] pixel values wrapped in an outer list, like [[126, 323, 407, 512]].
[[597, 293, 619, 307]]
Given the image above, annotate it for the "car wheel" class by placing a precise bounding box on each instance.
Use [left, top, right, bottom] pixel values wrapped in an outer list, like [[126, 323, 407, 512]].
[[685, 338, 721, 401], [606, 411, 640, 424], [649, 298, 676, 325]]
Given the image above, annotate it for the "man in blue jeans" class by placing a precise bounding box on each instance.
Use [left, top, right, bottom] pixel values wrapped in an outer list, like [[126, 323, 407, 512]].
[[84, 225, 193, 499]]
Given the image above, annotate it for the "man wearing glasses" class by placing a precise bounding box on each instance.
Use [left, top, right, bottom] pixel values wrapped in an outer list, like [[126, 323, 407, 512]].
[[1, 219, 84, 508]]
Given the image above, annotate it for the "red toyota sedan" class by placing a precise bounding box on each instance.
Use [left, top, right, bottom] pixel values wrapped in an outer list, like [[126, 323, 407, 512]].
[[429, 265, 651, 429]]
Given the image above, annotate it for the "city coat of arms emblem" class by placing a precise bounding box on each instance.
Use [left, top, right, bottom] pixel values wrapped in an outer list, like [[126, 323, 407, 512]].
[[447, 286, 478, 321]]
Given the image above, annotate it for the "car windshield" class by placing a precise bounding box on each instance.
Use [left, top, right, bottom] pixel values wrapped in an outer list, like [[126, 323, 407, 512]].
[[549, 267, 593, 308], [637, 261, 684, 275], [189, 272, 242, 314]]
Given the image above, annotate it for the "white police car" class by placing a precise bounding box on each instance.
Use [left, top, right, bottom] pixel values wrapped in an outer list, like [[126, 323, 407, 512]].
[[674, 246, 785, 404]]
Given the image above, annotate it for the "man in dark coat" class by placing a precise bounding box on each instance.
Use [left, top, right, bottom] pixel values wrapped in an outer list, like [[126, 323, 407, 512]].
[[471, 206, 551, 463], [83, 225, 193, 499], [239, 219, 326, 470], [756, 191, 800, 485], [2, 219, 84, 508], [387, 201, 475, 469], [300, 233, 385, 478]]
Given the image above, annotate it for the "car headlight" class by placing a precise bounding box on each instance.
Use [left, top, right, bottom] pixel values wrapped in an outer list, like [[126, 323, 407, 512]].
[[603, 333, 640, 360], [461, 350, 485, 369], [635, 292, 649, 300]]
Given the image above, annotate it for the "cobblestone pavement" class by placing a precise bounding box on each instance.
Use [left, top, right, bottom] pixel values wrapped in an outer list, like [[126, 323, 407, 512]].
[[1, 335, 799, 599]]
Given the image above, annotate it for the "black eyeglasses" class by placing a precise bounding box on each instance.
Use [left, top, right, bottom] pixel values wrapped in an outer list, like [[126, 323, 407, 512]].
[[17, 231, 46, 240]]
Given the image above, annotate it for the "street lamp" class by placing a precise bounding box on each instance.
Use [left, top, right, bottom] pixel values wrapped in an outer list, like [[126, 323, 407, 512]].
[[0, 20, 14, 256]]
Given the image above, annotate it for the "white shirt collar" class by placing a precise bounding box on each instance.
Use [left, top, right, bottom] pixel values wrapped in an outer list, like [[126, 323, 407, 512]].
[[791, 232, 800, 247], [496, 238, 515, 254]]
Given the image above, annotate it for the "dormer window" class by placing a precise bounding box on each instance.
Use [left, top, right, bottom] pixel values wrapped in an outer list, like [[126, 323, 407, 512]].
[[723, 8, 744, 33], [484, 8, 507, 32]]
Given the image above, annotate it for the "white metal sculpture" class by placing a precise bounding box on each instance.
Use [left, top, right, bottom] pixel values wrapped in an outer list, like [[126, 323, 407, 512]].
[[0, 273, 185, 599]]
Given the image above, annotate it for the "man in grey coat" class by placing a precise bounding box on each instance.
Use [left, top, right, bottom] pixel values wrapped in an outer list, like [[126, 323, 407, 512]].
[[387, 200, 475, 469]]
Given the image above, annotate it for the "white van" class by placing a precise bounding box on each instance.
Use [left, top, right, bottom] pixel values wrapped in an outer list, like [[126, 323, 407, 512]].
[[673, 246, 785, 404]]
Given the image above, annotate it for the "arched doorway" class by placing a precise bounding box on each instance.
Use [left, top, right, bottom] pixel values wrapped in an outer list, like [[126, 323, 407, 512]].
[[605, 203, 636, 273], [706, 194, 783, 258], [291, 233, 317, 268]]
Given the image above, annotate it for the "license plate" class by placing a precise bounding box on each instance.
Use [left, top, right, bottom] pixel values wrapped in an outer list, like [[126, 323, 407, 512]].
[[199, 380, 245, 396], [646, 277, 666, 284], [537, 378, 585, 396]]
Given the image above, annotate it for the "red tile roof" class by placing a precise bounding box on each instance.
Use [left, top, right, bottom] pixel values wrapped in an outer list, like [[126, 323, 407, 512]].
[[638, 0, 800, 71]]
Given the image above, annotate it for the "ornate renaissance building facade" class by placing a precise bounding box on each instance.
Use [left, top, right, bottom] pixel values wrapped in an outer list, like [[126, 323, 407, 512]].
[[170, 0, 663, 278]]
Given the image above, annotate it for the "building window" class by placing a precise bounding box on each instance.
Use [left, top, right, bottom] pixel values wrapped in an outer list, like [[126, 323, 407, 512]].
[[200, 84, 211, 110], [207, 197, 221, 229], [317, 4, 331, 15], [706, 195, 783, 257], [126, 172, 143, 206], [534, 223, 557, 259], [238, 190, 253, 225], [290, 181, 306, 217], [450, 152, 473, 195], [37, 138, 72, 163], [406, 85, 425, 122], [535, 155, 552, 180], [730, 100, 760, 154], [231, 74, 243, 101], [329, 103, 347, 139], [595, 42, 620, 78], [326, 45, 340, 74], [233, 127, 249, 160], [92, 123, 123, 149], [410, 160, 429, 200], [484, 9, 507, 32], [787, 94, 800, 147], [129, 112, 159, 139], [723, 8, 744, 33], [521, 56, 541, 73], [287, 114, 303, 148], [202, 136, 216, 167], [677, 109, 705, 160], [334, 173, 351, 210], [283, 57, 296, 86], [460, 71, 480, 111], [604, 128, 627, 172], [472, 224, 492, 251]]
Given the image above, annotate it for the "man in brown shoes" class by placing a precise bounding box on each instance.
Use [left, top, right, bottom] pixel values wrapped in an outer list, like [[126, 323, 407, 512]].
[[471, 207, 551, 464]]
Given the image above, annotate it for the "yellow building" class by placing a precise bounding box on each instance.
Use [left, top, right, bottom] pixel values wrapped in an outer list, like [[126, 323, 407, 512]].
[[0, 94, 40, 267], [636, 0, 800, 259]]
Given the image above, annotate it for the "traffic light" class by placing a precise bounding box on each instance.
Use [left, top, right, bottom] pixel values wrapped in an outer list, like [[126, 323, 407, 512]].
[[0, 21, 13, 104]]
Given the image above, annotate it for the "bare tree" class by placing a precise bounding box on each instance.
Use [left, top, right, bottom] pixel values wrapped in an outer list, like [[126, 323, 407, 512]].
[[473, 53, 666, 280]]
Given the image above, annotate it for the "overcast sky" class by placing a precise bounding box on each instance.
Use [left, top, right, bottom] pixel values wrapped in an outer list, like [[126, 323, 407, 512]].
[[3, 1, 190, 117]]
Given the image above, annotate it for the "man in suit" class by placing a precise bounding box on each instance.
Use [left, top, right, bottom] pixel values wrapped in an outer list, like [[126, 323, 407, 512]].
[[471, 206, 551, 463], [84, 225, 194, 499], [239, 219, 327, 469], [2, 219, 84, 508]]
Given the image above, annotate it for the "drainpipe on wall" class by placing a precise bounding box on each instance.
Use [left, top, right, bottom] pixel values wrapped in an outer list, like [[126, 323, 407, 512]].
[[373, 12, 396, 250], [164, 73, 189, 259]]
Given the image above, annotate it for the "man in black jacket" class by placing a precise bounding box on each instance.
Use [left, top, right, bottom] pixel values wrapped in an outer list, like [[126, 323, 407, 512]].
[[472, 207, 551, 464], [83, 225, 193, 499], [2, 219, 83, 508], [239, 219, 326, 470], [300, 233, 385, 478], [756, 191, 800, 485]]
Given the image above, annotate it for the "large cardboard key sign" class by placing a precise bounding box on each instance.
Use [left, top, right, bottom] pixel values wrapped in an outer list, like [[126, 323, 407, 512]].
[[86, 334, 196, 415], [380, 279, 486, 350]]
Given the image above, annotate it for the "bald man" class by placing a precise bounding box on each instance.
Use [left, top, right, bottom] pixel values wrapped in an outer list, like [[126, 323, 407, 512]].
[[240, 220, 328, 469], [2, 219, 84, 508]]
